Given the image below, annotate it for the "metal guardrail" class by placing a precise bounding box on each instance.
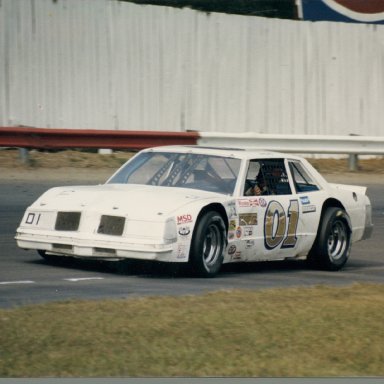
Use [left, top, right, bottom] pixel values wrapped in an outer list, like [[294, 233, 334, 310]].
[[1, 127, 383, 170], [197, 132, 384, 155], [197, 132, 384, 171], [0, 127, 199, 149]]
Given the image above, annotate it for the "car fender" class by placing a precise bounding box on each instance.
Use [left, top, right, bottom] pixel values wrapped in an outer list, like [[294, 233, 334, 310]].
[[171, 197, 231, 262]]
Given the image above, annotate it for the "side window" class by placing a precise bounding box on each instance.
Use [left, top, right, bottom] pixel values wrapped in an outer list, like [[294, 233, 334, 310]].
[[244, 159, 291, 196], [289, 161, 320, 193]]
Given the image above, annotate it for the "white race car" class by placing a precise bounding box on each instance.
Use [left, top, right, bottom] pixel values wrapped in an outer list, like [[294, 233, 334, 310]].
[[15, 146, 373, 277]]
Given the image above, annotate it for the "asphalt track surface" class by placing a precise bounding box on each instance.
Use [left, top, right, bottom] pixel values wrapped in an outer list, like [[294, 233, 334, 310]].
[[1, 173, 383, 308]]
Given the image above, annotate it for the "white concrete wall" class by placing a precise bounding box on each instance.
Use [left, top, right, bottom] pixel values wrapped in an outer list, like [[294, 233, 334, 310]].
[[1, 0, 383, 136]]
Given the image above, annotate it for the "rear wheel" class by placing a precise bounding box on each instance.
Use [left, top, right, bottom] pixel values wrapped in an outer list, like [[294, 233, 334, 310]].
[[189, 211, 226, 277], [309, 207, 351, 271]]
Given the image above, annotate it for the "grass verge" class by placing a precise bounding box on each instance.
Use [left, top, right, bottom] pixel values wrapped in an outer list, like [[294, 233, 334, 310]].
[[1, 282, 384, 377]]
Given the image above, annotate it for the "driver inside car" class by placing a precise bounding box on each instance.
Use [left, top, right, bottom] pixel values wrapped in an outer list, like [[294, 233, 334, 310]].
[[245, 172, 269, 196]]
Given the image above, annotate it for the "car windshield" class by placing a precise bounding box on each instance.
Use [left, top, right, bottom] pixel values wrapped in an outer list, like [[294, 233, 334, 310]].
[[107, 151, 241, 195]]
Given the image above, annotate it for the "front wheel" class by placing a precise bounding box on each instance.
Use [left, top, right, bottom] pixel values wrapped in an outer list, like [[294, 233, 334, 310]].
[[37, 250, 64, 264], [309, 207, 351, 271], [189, 211, 226, 277], [38, 249, 52, 261]]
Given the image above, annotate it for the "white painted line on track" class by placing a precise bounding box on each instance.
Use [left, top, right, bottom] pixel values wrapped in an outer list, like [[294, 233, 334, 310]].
[[63, 277, 105, 282], [0, 280, 35, 285]]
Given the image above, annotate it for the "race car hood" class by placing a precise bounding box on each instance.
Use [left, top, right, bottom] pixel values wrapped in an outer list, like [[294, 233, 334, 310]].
[[31, 184, 221, 220]]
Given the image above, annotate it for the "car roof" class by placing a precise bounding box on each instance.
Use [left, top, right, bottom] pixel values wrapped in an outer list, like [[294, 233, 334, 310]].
[[144, 145, 303, 161]]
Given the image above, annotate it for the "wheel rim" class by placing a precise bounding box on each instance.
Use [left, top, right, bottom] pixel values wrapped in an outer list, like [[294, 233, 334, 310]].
[[327, 220, 348, 262], [202, 223, 222, 268]]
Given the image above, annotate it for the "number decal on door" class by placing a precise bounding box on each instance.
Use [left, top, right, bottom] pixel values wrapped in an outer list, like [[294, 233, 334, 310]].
[[264, 200, 299, 250]]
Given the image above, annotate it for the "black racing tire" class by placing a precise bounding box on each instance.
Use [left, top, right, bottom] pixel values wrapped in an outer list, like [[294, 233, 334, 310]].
[[38, 249, 49, 260], [309, 207, 351, 271], [189, 211, 226, 278]]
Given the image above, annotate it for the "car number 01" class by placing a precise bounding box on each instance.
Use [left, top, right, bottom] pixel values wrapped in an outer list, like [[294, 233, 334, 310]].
[[264, 200, 299, 250]]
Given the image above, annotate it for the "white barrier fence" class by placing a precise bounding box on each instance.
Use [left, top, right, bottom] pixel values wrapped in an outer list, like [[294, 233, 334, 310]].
[[1, 1, 384, 137]]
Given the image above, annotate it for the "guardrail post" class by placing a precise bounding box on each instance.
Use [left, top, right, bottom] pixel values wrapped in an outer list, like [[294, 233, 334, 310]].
[[348, 154, 358, 172], [19, 148, 29, 164]]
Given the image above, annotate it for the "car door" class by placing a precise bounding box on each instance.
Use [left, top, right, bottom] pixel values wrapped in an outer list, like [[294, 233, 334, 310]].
[[287, 159, 326, 253], [234, 158, 305, 262]]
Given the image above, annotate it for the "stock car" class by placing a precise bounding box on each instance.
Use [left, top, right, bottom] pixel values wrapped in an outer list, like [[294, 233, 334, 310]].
[[15, 146, 373, 277]]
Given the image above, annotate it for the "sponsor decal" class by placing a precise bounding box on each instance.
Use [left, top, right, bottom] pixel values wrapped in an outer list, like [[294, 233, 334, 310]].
[[177, 214, 193, 225], [238, 198, 266, 208], [228, 245, 237, 255], [259, 198, 267, 208], [177, 244, 187, 259], [302, 204, 316, 214], [227, 201, 237, 217], [300, 0, 384, 23], [238, 198, 259, 208], [300, 196, 310, 205], [243, 226, 253, 237], [178, 226, 191, 236], [239, 213, 257, 226], [249, 199, 259, 207], [232, 251, 242, 261], [238, 199, 251, 208], [236, 227, 242, 239], [228, 231, 235, 240], [323, 0, 384, 22], [229, 220, 237, 231], [331, 0, 384, 14], [246, 240, 255, 249]]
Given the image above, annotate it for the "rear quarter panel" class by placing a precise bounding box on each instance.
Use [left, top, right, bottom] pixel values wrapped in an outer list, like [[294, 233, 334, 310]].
[[328, 184, 370, 242]]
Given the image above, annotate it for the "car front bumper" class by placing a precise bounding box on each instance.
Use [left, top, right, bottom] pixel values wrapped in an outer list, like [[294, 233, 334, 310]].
[[15, 229, 178, 262]]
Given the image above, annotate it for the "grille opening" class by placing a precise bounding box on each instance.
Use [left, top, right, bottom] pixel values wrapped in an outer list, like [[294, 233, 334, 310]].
[[97, 215, 125, 236], [52, 243, 73, 251], [55, 212, 81, 231], [94, 247, 116, 255]]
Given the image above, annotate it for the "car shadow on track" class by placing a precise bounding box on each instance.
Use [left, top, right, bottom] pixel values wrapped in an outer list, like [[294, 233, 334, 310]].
[[29, 255, 311, 279]]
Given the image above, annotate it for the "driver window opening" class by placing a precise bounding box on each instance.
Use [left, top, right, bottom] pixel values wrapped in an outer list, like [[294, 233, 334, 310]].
[[244, 159, 291, 196]]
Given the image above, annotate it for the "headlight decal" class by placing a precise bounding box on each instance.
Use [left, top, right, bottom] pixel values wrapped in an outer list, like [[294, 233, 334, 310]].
[[97, 215, 125, 236], [55, 212, 81, 231]]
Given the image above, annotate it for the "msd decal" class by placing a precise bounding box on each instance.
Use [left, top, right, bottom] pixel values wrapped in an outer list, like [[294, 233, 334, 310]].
[[299, 0, 384, 23], [177, 214, 193, 225]]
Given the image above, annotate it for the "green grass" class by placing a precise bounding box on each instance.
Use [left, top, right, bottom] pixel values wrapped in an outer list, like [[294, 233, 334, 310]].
[[1, 283, 384, 377]]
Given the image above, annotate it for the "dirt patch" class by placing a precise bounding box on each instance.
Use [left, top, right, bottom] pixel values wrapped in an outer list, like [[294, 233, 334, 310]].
[[0, 149, 135, 169]]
